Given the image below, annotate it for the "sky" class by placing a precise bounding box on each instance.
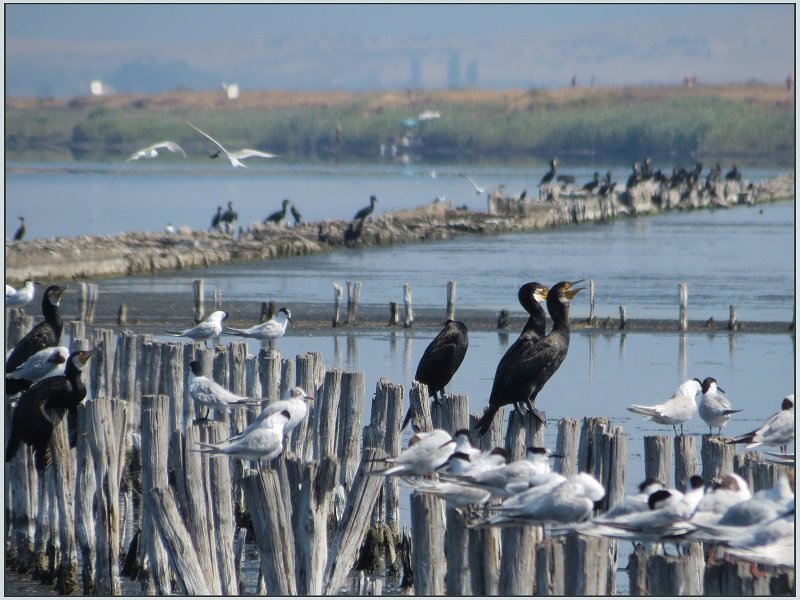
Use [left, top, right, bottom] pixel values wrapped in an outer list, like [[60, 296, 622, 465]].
[[4, 3, 796, 96]]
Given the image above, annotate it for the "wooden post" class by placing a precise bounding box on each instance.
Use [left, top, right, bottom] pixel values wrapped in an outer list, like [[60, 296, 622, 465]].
[[554, 417, 580, 475], [74, 404, 98, 594], [346, 280, 361, 325], [674, 434, 699, 492], [431, 393, 471, 433], [193, 279, 205, 323], [734, 451, 792, 493], [337, 370, 365, 489], [643, 435, 672, 485], [212, 288, 222, 311], [619, 305, 627, 329], [403, 283, 414, 327], [260, 301, 275, 323], [701, 434, 735, 485], [257, 347, 282, 402], [578, 416, 626, 511], [646, 546, 704, 595], [446, 280, 456, 321], [409, 491, 446, 595], [117, 304, 127, 326], [728, 304, 739, 331], [322, 448, 387, 595], [49, 413, 78, 593], [678, 282, 688, 331], [332, 283, 343, 327], [314, 369, 344, 460], [296, 352, 322, 460], [587, 279, 596, 325], [388, 301, 399, 326]]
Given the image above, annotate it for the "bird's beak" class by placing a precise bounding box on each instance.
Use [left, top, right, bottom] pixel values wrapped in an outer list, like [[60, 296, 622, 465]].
[[52, 285, 67, 303], [564, 280, 585, 299], [287, 316, 295, 327], [78, 348, 97, 365], [718, 385, 726, 394], [305, 393, 313, 400]]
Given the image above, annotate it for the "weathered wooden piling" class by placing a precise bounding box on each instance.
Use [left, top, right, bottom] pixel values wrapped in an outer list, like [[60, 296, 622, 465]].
[[701, 434, 736, 484], [674, 434, 699, 492], [332, 283, 343, 327], [346, 280, 362, 325], [728, 304, 739, 330], [388, 301, 399, 326], [403, 283, 414, 327], [446, 279, 457, 321], [734, 451, 793, 493], [337, 370, 366, 489], [643, 434, 672, 484], [554, 417, 580, 476], [619, 305, 627, 329], [678, 281, 688, 331], [193, 279, 205, 322], [587, 279, 597, 325]]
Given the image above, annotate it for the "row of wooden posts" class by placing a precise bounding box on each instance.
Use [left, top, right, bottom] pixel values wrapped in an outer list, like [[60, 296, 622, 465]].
[[5, 308, 795, 596]]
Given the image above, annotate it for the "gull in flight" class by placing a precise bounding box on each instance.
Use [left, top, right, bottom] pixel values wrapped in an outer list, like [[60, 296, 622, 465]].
[[127, 141, 187, 161], [185, 120, 278, 168], [459, 173, 486, 195]]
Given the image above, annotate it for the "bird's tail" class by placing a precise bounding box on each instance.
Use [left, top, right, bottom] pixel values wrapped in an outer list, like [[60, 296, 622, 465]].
[[474, 406, 499, 437], [728, 431, 757, 446], [226, 398, 263, 407], [223, 327, 247, 337], [190, 442, 221, 453], [164, 330, 183, 336], [626, 405, 660, 418]]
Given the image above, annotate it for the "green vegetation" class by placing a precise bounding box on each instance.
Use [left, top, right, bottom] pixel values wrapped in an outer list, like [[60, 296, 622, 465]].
[[5, 85, 794, 165]]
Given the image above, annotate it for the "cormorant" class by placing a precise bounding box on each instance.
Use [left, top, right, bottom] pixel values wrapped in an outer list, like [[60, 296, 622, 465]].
[[725, 164, 741, 182], [539, 159, 558, 186], [264, 199, 290, 225], [582, 172, 601, 193], [353, 195, 378, 222], [5, 285, 67, 395], [209, 206, 223, 232], [626, 163, 642, 189], [6, 349, 96, 472], [402, 320, 469, 429], [475, 281, 582, 437], [343, 219, 364, 247], [290, 204, 303, 226], [221, 200, 238, 234], [598, 172, 615, 196], [641, 158, 654, 180], [13, 216, 26, 242]]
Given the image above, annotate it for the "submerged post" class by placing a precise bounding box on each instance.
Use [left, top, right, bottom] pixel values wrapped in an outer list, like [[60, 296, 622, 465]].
[[587, 279, 596, 325], [446, 280, 456, 321], [193, 279, 205, 323], [346, 280, 361, 325], [332, 283, 343, 327], [403, 283, 414, 327], [678, 282, 688, 331]]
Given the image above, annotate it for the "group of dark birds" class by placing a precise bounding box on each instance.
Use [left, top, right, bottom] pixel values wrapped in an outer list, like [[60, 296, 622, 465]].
[[407, 280, 584, 437], [538, 156, 743, 200], [5, 285, 98, 472]]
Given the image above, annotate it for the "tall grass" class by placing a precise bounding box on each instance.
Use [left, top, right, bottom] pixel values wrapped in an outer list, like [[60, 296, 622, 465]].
[[5, 86, 793, 164]]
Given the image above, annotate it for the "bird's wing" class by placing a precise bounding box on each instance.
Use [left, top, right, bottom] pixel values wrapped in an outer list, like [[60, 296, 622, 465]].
[[486, 329, 546, 406], [229, 149, 279, 160], [126, 149, 147, 161], [185, 120, 228, 153], [459, 173, 480, 191], [755, 410, 794, 445], [156, 141, 187, 156]]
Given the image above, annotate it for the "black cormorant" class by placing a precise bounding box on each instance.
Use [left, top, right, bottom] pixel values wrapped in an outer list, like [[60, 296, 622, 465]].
[[402, 320, 469, 429], [626, 163, 642, 189], [264, 199, 290, 225], [598, 172, 615, 196], [475, 281, 582, 437], [221, 200, 238, 233], [290, 204, 303, 226], [13, 216, 26, 242], [5, 348, 96, 472], [725, 164, 741, 182], [539, 159, 558, 186], [353, 195, 378, 222], [343, 219, 364, 247], [582, 172, 601, 193], [5, 285, 67, 395], [209, 206, 223, 232]]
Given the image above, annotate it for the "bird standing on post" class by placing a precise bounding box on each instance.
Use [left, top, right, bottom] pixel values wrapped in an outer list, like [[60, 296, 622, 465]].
[[539, 159, 558, 186], [264, 199, 290, 226], [698, 376, 741, 435], [627, 378, 702, 436], [290, 203, 303, 226], [730, 395, 794, 454], [186, 360, 260, 420], [5, 348, 96, 472], [224, 307, 294, 348], [475, 281, 582, 436], [5, 285, 67, 396], [402, 319, 469, 429], [165, 310, 228, 349], [5, 279, 37, 307], [209, 206, 223, 232]]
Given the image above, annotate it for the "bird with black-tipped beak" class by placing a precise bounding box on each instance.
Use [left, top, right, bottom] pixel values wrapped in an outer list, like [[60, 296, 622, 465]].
[[627, 378, 702, 436], [224, 307, 294, 348], [186, 360, 261, 420], [165, 310, 228, 349], [698, 376, 741, 435], [6, 279, 37, 307]]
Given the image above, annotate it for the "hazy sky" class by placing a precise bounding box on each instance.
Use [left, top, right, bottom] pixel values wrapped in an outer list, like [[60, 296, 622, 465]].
[[5, 4, 796, 96]]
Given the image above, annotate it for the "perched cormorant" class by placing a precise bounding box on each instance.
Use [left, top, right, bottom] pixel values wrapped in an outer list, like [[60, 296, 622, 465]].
[[475, 281, 582, 437], [290, 204, 303, 226], [343, 219, 364, 247], [598, 172, 615, 196], [626, 163, 642, 189], [221, 200, 238, 234], [209, 206, 223, 232], [353, 195, 378, 222], [402, 320, 469, 429], [641, 158, 654, 180], [6, 349, 96, 472], [13, 216, 26, 242], [725, 164, 741, 182], [539, 159, 558, 186], [582, 172, 601, 193], [264, 199, 290, 225], [5, 285, 67, 395]]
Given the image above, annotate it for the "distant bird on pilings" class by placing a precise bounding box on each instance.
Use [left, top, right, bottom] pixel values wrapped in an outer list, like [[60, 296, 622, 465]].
[[598, 172, 615, 196], [221, 200, 238, 234], [290, 204, 303, 226], [539, 158, 558, 186], [626, 163, 642, 189], [13, 216, 26, 241], [209, 206, 223, 232], [402, 319, 469, 429], [725, 164, 741, 182], [582, 172, 601, 193], [353, 195, 378, 222], [264, 199, 290, 226], [343, 219, 364, 247], [641, 157, 654, 180]]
